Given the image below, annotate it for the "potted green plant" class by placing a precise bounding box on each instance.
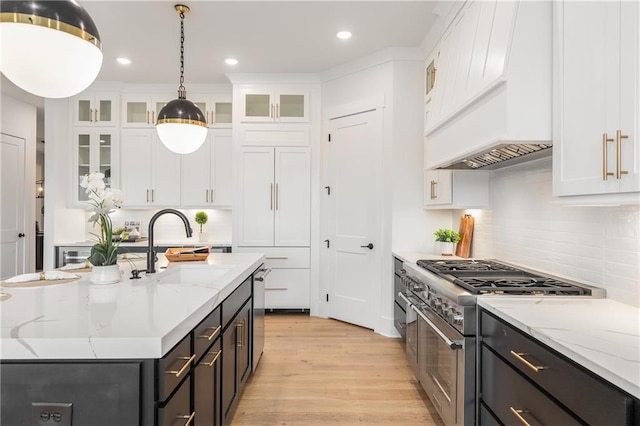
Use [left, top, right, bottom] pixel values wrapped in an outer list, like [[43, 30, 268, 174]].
[[195, 211, 209, 242], [434, 228, 461, 256]]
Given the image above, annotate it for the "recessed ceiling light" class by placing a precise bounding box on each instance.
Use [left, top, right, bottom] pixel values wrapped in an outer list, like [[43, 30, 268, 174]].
[[337, 31, 352, 40], [225, 58, 238, 65], [116, 57, 131, 65]]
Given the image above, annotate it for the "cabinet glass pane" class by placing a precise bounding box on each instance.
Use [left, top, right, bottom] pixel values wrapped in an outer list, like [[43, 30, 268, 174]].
[[279, 94, 304, 118], [99, 134, 112, 186], [99, 100, 112, 122], [155, 101, 168, 116], [245, 94, 270, 117], [215, 102, 232, 123], [126, 102, 148, 124], [78, 134, 91, 165], [78, 100, 91, 122], [78, 168, 90, 201]]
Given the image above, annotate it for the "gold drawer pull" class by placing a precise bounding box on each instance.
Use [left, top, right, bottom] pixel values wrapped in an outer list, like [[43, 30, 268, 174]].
[[510, 407, 533, 426], [205, 350, 222, 367], [265, 287, 288, 291], [510, 350, 544, 372], [265, 256, 288, 260], [178, 411, 196, 426], [236, 320, 245, 348], [200, 325, 221, 341], [166, 354, 196, 378]]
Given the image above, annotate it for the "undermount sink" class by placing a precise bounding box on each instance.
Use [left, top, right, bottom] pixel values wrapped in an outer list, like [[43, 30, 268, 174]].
[[149, 264, 235, 285]]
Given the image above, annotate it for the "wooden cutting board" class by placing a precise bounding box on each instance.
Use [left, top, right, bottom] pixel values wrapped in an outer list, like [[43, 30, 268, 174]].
[[455, 215, 475, 258]]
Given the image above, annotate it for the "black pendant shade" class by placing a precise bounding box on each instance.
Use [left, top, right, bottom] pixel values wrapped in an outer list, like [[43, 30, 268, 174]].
[[157, 98, 207, 127]]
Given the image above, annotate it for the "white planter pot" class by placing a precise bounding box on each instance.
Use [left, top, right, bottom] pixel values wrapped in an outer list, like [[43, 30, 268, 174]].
[[439, 241, 455, 256], [90, 264, 122, 285]]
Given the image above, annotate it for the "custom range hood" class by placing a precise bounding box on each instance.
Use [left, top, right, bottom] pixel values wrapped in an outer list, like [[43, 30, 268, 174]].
[[424, 1, 552, 171]]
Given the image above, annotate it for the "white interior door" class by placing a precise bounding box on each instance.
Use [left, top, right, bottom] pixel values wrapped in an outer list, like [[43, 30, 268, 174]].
[[1, 133, 26, 279], [327, 109, 382, 329]]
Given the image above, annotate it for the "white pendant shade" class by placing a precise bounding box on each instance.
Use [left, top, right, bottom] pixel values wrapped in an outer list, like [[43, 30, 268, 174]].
[[0, 23, 103, 98], [156, 123, 207, 155]]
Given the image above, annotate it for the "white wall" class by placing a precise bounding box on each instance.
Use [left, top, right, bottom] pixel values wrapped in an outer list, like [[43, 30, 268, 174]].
[[459, 157, 640, 307], [1, 94, 37, 272]]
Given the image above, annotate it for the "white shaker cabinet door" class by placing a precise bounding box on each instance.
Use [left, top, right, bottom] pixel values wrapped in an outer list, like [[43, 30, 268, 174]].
[[237, 147, 276, 246], [274, 147, 311, 246], [120, 130, 153, 206], [151, 141, 181, 206]]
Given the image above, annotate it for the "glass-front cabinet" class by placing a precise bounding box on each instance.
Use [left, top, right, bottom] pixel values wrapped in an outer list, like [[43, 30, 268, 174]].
[[121, 94, 173, 128], [238, 86, 308, 123], [191, 94, 233, 128], [72, 92, 118, 126], [74, 129, 117, 203]]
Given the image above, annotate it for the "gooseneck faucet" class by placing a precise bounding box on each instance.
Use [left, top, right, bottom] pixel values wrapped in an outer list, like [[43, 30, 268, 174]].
[[146, 209, 193, 273]]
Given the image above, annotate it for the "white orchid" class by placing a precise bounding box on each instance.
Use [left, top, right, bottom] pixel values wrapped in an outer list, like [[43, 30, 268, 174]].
[[80, 172, 123, 266]]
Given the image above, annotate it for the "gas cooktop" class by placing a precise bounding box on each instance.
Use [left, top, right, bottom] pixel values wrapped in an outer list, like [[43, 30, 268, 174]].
[[416, 259, 592, 296]]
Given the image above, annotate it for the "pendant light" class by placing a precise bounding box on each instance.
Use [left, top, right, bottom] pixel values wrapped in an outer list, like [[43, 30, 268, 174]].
[[0, 1, 102, 99], [156, 4, 207, 155]]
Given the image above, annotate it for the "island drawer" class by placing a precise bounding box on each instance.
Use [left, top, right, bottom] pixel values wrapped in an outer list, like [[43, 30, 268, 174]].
[[157, 333, 193, 403], [194, 305, 222, 362], [481, 310, 634, 425], [235, 247, 310, 268], [481, 346, 580, 425], [222, 276, 252, 327], [158, 375, 193, 426]]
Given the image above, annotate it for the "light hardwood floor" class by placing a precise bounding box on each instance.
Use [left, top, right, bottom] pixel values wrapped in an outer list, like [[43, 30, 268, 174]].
[[232, 314, 445, 426]]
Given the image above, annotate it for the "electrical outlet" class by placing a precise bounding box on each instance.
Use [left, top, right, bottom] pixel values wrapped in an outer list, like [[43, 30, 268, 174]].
[[31, 402, 72, 426]]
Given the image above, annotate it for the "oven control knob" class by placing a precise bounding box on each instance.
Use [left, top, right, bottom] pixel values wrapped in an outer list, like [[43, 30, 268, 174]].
[[452, 314, 463, 325], [430, 298, 441, 309]]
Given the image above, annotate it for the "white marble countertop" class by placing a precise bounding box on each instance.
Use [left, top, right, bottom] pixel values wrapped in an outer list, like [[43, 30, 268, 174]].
[[1, 253, 264, 360], [478, 297, 640, 399], [392, 250, 460, 264]]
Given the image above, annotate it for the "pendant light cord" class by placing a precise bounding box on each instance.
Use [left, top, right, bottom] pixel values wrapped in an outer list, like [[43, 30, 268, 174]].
[[178, 10, 186, 99]]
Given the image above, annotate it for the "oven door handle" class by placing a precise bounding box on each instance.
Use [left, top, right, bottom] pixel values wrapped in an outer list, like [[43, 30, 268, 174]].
[[397, 292, 412, 307], [411, 305, 463, 350]]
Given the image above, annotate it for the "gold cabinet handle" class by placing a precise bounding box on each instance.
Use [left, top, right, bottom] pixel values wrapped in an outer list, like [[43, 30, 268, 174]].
[[276, 103, 280, 119], [602, 133, 614, 180], [510, 407, 533, 426], [270, 183, 274, 210], [178, 412, 196, 426], [200, 325, 221, 341], [94, 108, 98, 122], [270, 103, 274, 119], [205, 189, 209, 203], [265, 256, 288, 260], [430, 180, 437, 200], [275, 183, 279, 210], [166, 354, 196, 378], [146, 189, 150, 203], [152, 110, 156, 124], [146, 110, 150, 124], [265, 287, 288, 291], [510, 350, 544, 372], [152, 189, 155, 203], [616, 130, 629, 179], [236, 320, 245, 348], [204, 350, 222, 367], [210, 189, 214, 203]]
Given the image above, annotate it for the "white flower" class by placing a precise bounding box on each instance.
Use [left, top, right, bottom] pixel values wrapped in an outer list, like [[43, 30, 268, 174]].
[[80, 172, 106, 194]]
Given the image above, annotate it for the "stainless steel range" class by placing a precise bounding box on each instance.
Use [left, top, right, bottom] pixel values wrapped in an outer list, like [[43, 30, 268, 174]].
[[396, 258, 604, 426]]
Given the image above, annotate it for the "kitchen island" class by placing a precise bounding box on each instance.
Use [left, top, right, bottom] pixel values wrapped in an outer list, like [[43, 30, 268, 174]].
[[1, 252, 265, 426]]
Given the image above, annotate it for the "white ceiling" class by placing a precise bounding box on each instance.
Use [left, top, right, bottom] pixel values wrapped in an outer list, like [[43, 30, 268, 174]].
[[1, 1, 440, 137]]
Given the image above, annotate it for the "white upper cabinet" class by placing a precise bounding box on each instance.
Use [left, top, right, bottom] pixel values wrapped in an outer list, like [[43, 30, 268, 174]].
[[424, 1, 552, 170], [237, 86, 309, 123], [73, 128, 117, 205], [72, 92, 118, 127], [191, 94, 232, 128], [423, 170, 489, 209], [121, 93, 173, 128], [237, 147, 311, 246], [181, 129, 233, 208], [553, 0, 639, 197], [119, 129, 181, 207]]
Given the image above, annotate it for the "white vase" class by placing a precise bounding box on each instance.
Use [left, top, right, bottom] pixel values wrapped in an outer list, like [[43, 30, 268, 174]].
[[439, 241, 455, 256], [90, 264, 122, 285], [198, 232, 209, 243]]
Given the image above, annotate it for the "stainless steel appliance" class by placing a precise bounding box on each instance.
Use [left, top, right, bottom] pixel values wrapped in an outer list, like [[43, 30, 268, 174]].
[[252, 265, 270, 371], [399, 258, 604, 426]]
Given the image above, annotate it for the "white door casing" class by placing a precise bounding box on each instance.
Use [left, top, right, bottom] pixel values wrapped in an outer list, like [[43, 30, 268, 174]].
[[327, 109, 383, 330], [0, 133, 26, 279]]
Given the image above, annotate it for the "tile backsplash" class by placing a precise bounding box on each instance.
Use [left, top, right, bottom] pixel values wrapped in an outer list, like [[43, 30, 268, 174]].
[[460, 157, 640, 307]]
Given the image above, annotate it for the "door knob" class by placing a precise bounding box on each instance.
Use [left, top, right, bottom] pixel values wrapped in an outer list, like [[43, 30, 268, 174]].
[[18, 233, 25, 238], [360, 243, 374, 250]]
